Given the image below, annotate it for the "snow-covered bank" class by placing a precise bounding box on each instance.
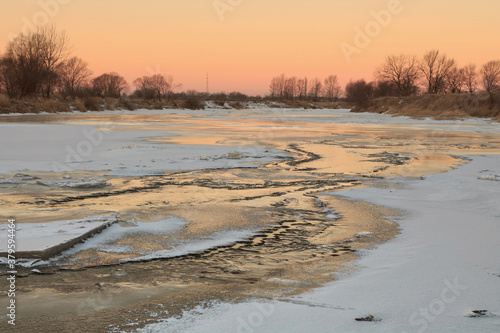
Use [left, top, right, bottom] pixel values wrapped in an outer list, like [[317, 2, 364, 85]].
[[137, 155, 500, 332]]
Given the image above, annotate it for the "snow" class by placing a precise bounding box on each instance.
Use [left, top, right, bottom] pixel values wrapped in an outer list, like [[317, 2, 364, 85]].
[[135, 154, 500, 332], [58, 219, 260, 264], [3, 216, 263, 267], [36, 178, 109, 188], [0, 122, 283, 176], [0, 216, 117, 254], [53, 217, 189, 259]]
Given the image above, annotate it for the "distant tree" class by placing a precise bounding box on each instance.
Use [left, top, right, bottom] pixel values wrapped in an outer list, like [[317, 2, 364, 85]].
[[228, 91, 248, 100], [297, 77, 308, 100], [463, 63, 479, 94], [59, 57, 92, 98], [92, 72, 128, 98], [323, 75, 342, 100], [0, 54, 20, 97], [38, 25, 70, 98], [284, 76, 297, 100], [133, 76, 155, 100], [481, 60, 500, 102], [210, 92, 228, 99], [269, 75, 281, 99], [446, 66, 465, 93], [2, 25, 69, 98], [308, 77, 323, 101], [345, 79, 374, 107], [373, 80, 399, 97], [420, 50, 455, 94], [375, 54, 420, 96]]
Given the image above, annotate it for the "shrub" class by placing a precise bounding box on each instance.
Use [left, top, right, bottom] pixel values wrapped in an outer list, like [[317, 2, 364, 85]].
[[181, 98, 205, 110], [228, 101, 244, 109], [117, 99, 137, 111], [345, 79, 374, 108], [104, 97, 118, 110], [0, 93, 10, 108], [72, 97, 87, 112], [83, 97, 103, 111]]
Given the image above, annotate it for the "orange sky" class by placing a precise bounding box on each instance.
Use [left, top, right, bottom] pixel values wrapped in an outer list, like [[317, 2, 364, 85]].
[[1, 0, 500, 95]]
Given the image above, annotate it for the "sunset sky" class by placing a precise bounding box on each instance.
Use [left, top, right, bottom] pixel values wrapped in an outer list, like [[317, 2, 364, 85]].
[[1, 0, 500, 95]]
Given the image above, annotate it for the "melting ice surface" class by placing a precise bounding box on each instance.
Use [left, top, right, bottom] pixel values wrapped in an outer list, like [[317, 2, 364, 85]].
[[55, 217, 260, 264], [0, 123, 284, 176], [134, 155, 500, 333], [0, 216, 117, 253], [3, 216, 260, 268]]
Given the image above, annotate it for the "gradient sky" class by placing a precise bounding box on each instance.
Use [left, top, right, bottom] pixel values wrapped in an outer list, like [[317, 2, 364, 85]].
[[1, 0, 500, 95]]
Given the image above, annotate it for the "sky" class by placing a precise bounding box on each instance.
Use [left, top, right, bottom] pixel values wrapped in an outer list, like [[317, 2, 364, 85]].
[[1, 0, 500, 95]]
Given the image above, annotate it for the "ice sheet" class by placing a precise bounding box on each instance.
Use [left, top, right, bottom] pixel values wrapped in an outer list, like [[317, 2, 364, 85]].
[[136, 155, 500, 332]]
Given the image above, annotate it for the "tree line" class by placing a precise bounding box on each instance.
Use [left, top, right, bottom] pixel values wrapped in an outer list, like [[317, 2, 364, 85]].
[[374, 50, 499, 97], [1, 26, 499, 107], [349, 50, 500, 106], [269, 74, 342, 101], [0, 26, 182, 101], [270, 50, 500, 106]]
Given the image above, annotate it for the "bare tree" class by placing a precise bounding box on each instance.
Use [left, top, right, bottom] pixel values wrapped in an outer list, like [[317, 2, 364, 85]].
[[269, 74, 287, 99], [0, 54, 20, 97], [481, 60, 500, 102], [1, 25, 69, 98], [308, 77, 322, 101], [155, 74, 181, 101], [297, 77, 308, 100], [92, 72, 128, 98], [463, 63, 479, 94], [420, 50, 455, 94], [375, 54, 420, 96], [134, 74, 181, 101], [446, 66, 465, 93], [284, 76, 297, 100], [323, 75, 342, 100], [134, 76, 154, 100], [59, 57, 92, 98], [269, 76, 280, 99], [373, 80, 399, 97], [4, 32, 46, 97], [38, 25, 70, 97]]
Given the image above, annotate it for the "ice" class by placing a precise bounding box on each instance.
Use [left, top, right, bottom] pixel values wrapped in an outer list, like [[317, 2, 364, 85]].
[[54, 217, 189, 259], [36, 178, 108, 188], [0, 216, 117, 254], [0, 122, 284, 175], [35, 217, 261, 266], [136, 155, 500, 332]]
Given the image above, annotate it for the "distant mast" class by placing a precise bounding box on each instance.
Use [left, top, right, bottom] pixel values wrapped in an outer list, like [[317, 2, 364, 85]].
[[206, 73, 209, 97]]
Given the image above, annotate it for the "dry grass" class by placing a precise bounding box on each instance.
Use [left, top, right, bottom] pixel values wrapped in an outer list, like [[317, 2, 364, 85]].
[[228, 101, 245, 109], [128, 99, 177, 110], [314, 101, 352, 109], [0, 97, 71, 114], [364, 93, 500, 121], [282, 100, 315, 109], [180, 98, 205, 110], [0, 93, 10, 108], [72, 98, 87, 112], [104, 97, 118, 110], [83, 97, 103, 111], [37, 98, 72, 113]]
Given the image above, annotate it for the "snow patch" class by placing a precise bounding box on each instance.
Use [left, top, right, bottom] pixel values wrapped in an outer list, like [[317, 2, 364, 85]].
[[36, 178, 109, 188]]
